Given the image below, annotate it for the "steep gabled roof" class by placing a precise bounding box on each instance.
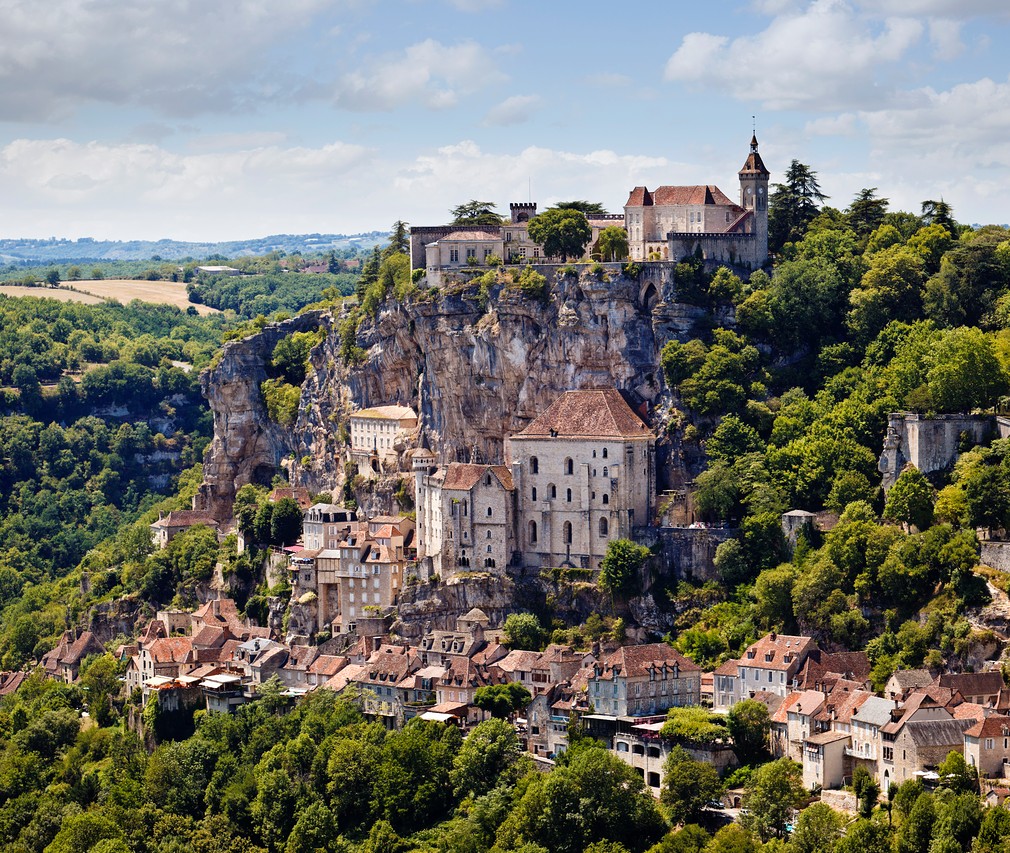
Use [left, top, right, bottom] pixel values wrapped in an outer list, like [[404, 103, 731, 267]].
[[441, 463, 514, 491], [516, 389, 651, 439], [151, 511, 219, 530], [599, 643, 700, 679]]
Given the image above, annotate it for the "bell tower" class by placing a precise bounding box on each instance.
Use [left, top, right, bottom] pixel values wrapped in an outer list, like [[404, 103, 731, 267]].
[[739, 134, 770, 267]]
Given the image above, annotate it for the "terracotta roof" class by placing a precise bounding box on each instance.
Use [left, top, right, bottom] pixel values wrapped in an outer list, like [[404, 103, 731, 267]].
[[322, 663, 366, 692], [714, 659, 739, 677], [789, 690, 825, 717], [599, 643, 700, 680], [192, 625, 230, 649], [441, 463, 515, 491], [935, 672, 1005, 699], [952, 702, 987, 722], [965, 714, 1010, 739], [352, 406, 417, 421], [625, 184, 738, 208], [771, 692, 802, 724], [516, 389, 651, 439], [64, 631, 105, 665], [147, 637, 194, 665], [815, 683, 872, 725], [309, 655, 348, 677], [151, 510, 219, 529], [740, 633, 816, 672], [0, 671, 26, 696], [268, 487, 313, 508], [498, 649, 542, 674]]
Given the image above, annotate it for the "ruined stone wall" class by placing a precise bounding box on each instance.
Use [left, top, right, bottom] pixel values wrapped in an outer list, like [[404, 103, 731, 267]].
[[878, 412, 995, 492]]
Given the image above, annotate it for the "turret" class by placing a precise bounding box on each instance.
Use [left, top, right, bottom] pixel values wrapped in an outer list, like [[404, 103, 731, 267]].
[[738, 134, 770, 267]]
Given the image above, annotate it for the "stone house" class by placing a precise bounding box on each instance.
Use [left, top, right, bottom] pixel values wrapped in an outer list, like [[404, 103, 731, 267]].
[[885, 669, 933, 701], [586, 643, 700, 718], [351, 644, 420, 728], [508, 389, 655, 572], [135, 637, 195, 700], [736, 633, 816, 703], [964, 715, 1010, 778], [886, 718, 971, 785], [802, 731, 850, 791], [301, 503, 356, 551], [349, 405, 418, 477], [783, 690, 825, 763], [934, 672, 1005, 706], [414, 461, 516, 578], [150, 510, 219, 549], [41, 630, 107, 684], [713, 659, 739, 713]]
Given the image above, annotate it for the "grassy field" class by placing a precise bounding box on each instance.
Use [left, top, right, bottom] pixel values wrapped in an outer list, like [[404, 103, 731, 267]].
[[72, 280, 220, 314], [0, 286, 105, 305], [0, 280, 219, 315]]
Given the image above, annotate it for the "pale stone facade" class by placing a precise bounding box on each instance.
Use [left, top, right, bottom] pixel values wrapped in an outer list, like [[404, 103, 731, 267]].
[[413, 389, 655, 577], [414, 461, 516, 578], [349, 405, 417, 478], [623, 135, 769, 269], [509, 389, 655, 571], [302, 503, 356, 551]]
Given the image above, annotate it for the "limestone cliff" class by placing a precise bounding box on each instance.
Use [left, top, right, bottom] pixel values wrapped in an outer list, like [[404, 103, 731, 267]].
[[196, 264, 714, 519]]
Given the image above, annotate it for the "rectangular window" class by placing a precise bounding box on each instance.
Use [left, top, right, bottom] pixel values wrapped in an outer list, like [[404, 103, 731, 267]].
[[519, 247, 527, 259], [466, 247, 476, 259], [450, 249, 459, 262]]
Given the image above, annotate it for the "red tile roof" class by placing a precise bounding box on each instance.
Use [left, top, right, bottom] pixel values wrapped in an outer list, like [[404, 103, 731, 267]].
[[965, 714, 1010, 739], [740, 633, 816, 672], [441, 463, 514, 491], [516, 389, 651, 439], [600, 643, 700, 679], [147, 637, 194, 665], [625, 185, 738, 208]]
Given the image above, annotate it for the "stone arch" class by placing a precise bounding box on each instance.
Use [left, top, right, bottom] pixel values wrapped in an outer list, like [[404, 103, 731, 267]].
[[640, 281, 659, 312]]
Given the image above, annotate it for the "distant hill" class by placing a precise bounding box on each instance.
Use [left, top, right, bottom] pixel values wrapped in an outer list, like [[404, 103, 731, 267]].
[[0, 231, 389, 264]]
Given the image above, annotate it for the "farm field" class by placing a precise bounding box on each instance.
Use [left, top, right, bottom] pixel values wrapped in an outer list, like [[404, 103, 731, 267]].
[[72, 279, 220, 314], [0, 280, 219, 314], [0, 285, 105, 305]]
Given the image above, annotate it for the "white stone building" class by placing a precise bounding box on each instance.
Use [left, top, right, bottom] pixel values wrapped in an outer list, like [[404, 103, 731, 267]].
[[509, 389, 655, 571], [349, 405, 417, 477]]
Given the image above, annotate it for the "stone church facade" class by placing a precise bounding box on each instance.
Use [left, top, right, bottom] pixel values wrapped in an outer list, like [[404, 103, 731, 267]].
[[413, 389, 656, 579]]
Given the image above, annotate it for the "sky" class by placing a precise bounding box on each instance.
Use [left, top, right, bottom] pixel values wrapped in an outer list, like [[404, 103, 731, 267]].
[[1, 0, 1009, 242]]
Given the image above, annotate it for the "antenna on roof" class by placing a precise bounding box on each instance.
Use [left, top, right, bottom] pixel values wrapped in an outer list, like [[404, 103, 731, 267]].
[[752, 115, 756, 135]]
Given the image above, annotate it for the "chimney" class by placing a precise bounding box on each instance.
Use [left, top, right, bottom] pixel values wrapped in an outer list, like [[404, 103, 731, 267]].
[[770, 631, 777, 641]]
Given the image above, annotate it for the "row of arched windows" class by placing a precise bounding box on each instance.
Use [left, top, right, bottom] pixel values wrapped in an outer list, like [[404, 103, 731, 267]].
[[528, 456, 609, 477], [528, 517, 608, 545]]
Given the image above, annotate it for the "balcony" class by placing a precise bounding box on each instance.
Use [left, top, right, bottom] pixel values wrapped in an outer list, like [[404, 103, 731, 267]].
[[845, 746, 878, 760]]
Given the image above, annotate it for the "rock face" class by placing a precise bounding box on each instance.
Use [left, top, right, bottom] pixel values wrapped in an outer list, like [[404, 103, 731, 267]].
[[197, 264, 712, 519]]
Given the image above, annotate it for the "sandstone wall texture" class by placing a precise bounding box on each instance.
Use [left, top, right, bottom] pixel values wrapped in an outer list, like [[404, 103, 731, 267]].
[[197, 266, 714, 521]]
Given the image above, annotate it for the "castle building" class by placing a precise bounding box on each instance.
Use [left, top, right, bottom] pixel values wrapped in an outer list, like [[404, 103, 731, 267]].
[[413, 389, 655, 578], [508, 389, 655, 571], [414, 460, 516, 578], [622, 134, 769, 268]]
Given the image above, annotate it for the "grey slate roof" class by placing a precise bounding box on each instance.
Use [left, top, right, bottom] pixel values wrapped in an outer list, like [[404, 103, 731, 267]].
[[904, 718, 972, 747], [852, 696, 896, 728]]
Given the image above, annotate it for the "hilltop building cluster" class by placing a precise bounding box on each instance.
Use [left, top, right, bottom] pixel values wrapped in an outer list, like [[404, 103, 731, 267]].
[[408, 135, 770, 275]]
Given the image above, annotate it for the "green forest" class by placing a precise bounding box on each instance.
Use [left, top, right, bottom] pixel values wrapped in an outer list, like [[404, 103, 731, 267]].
[[5, 180, 1010, 852]]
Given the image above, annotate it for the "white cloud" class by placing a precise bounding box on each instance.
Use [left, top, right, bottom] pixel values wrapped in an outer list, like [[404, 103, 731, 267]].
[[331, 39, 504, 111], [0, 137, 373, 239], [665, 0, 924, 110], [853, 0, 1010, 18], [0, 0, 333, 120], [927, 18, 964, 59], [482, 95, 542, 126]]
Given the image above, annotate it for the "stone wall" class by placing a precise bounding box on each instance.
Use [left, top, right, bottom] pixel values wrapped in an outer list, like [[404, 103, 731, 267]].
[[652, 525, 737, 583], [982, 541, 1010, 572], [878, 412, 995, 491]]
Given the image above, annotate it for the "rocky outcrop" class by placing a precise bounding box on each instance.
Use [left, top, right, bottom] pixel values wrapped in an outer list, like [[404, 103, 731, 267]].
[[197, 264, 713, 520]]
